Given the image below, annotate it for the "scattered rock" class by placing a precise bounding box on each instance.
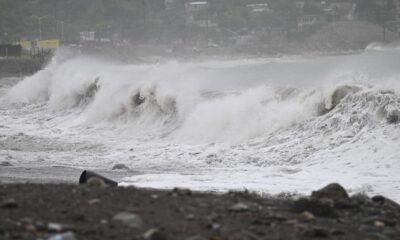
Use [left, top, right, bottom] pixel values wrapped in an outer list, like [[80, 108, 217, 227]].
[[300, 211, 315, 222], [151, 194, 159, 200], [209, 223, 221, 230], [209, 237, 224, 240], [334, 198, 357, 209], [311, 183, 349, 201], [364, 233, 391, 240], [100, 219, 108, 225], [48, 231, 77, 240], [24, 224, 37, 233], [229, 202, 250, 212], [142, 228, 166, 240], [47, 223, 74, 232], [372, 195, 386, 204], [330, 229, 346, 236], [87, 198, 101, 205], [112, 164, 130, 170], [47, 223, 63, 232], [371, 195, 400, 210], [112, 212, 143, 228], [363, 217, 397, 227], [374, 221, 385, 229], [1, 198, 18, 209], [35, 221, 47, 231], [171, 188, 192, 196], [0, 161, 13, 167], [304, 227, 330, 238], [292, 198, 337, 217], [185, 235, 207, 240], [350, 193, 371, 205], [86, 177, 107, 187], [71, 213, 85, 222]]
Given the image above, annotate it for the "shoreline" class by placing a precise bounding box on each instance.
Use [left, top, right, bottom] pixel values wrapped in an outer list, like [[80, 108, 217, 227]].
[[1, 181, 399, 240]]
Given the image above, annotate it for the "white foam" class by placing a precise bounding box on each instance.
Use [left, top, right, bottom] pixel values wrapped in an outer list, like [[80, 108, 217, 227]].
[[1, 47, 400, 200]]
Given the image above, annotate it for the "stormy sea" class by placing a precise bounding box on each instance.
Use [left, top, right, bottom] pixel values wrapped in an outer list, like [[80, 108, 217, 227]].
[[1, 44, 399, 201]]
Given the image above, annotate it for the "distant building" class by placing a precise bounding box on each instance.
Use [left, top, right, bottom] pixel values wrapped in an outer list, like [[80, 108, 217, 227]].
[[80, 32, 96, 42], [79, 32, 111, 43], [185, 1, 217, 27], [185, 1, 209, 12], [322, 2, 355, 21], [246, 3, 271, 15], [297, 14, 326, 31]]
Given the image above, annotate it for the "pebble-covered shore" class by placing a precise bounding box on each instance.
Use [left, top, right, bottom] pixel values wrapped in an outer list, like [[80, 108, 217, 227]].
[[1, 183, 400, 240]]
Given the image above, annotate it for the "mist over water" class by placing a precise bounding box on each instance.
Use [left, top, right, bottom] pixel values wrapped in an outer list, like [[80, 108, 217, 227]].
[[1, 44, 400, 200]]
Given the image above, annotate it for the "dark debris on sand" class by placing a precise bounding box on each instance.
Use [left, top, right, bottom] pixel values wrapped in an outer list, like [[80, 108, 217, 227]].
[[0, 183, 400, 240]]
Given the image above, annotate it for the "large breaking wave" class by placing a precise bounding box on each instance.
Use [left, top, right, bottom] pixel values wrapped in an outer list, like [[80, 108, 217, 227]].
[[1, 44, 400, 199], [2, 46, 400, 143]]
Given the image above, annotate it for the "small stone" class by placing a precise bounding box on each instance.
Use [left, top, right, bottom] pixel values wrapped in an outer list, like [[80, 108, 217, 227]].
[[88, 198, 101, 205], [285, 219, 298, 225], [304, 227, 330, 237], [311, 183, 349, 201], [0, 161, 13, 167], [364, 233, 390, 240], [47, 223, 63, 232], [48, 231, 77, 240], [362, 217, 396, 226], [334, 198, 357, 209], [151, 194, 159, 199], [300, 211, 315, 222], [112, 212, 143, 228], [100, 219, 108, 224], [372, 195, 400, 210], [374, 220, 385, 229], [292, 198, 337, 217], [371, 195, 386, 204], [112, 164, 130, 170], [25, 224, 37, 232], [1, 198, 18, 209], [229, 202, 250, 212], [171, 188, 192, 196], [71, 213, 85, 222], [330, 229, 346, 236], [142, 228, 166, 240], [87, 177, 107, 187], [35, 221, 47, 231], [186, 214, 195, 220], [350, 193, 370, 204], [20, 217, 33, 224], [47, 223, 74, 232], [185, 235, 207, 240], [210, 223, 221, 230]]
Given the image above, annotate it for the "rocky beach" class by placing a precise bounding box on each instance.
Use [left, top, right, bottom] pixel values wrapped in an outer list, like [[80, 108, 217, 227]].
[[1, 45, 400, 240], [1, 180, 400, 240]]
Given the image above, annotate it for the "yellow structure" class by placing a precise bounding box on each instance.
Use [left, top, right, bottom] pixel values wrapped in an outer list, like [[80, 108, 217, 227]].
[[14, 39, 60, 50], [37, 39, 60, 49], [13, 41, 32, 49]]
